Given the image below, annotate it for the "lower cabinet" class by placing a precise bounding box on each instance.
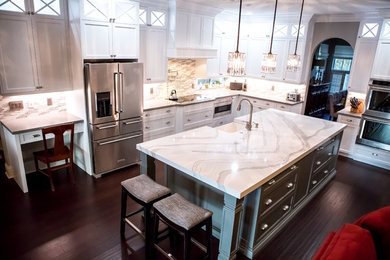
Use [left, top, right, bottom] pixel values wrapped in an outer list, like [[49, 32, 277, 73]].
[[337, 114, 361, 155], [143, 106, 176, 141], [182, 103, 214, 131]]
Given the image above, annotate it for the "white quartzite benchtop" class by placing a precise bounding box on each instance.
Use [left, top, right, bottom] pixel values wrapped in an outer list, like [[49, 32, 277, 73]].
[[137, 109, 347, 199], [1, 112, 83, 134]]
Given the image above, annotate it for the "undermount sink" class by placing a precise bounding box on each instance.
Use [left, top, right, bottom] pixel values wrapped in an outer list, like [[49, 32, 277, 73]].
[[217, 122, 247, 133]]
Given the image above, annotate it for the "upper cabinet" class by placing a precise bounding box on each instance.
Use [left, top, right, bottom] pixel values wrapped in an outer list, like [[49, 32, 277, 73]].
[[0, 0, 72, 94], [80, 0, 139, 59], [139, 6, 168, 83], [371, 20, 390, 80]]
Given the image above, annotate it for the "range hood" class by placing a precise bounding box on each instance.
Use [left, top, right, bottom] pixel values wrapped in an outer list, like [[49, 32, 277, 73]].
[[168, 1, 220, 59]]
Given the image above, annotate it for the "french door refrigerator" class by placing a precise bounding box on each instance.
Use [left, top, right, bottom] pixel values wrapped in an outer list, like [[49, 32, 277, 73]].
[[84, 62, 143, 175]]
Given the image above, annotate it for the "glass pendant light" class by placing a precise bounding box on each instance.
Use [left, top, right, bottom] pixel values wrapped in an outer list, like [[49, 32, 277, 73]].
[[227, 0, 246, 76], [287, 0, 305, 72], [261, 0, 278, 74]]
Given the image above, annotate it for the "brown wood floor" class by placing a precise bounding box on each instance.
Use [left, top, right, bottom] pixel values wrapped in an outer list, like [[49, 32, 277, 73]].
[[0, 156, 389, 260]]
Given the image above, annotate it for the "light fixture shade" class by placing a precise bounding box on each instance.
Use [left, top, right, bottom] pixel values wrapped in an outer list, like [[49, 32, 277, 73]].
[[286, 54, 301, 72], [261, 53, 277, 74], [227, 51, 246, 76]]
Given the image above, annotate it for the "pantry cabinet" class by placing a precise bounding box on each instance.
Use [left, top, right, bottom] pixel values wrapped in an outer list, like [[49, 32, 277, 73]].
[[371, 40, 390, 80], [0, 0, 72, 94], [80, 0, 139, 59]]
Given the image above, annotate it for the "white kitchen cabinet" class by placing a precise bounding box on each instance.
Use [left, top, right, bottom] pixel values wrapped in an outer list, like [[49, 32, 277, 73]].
[[81, 0, 139, 59], [139, 27, 167, 83], [349, 40, 377, 93], [353, 144, 390, 170], [181, 102, 214, 131], [371, 40, 390, 80], [174, 12, 215, 50], [218, 36, 236, 75], [206, 35, 222, 77], [337, 114, 361, 155], [0, 0, 72, 94], [143, 107, 176, 141], [262, 39, 287, 81], [246, 39, 268, 77]]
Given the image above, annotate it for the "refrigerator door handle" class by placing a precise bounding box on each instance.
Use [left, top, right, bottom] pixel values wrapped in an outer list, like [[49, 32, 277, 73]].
[[114, 72, 120, 114], [98, 134, 143, 146], [119, 72, 124, 113]]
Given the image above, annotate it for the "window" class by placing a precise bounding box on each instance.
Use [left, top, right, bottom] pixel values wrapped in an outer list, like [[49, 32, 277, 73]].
[[33, 0, 61, 16], [275, 24, 288, 37], [139, 8, 166, 27], [332, 58, 352, 71], [362, 23, 379, 38], [151, 10, 165, 27], [291, 25, 305, 37], [382, 21, 390, 38], [0, 0, 25, 13], [139, 8, 147, 25]]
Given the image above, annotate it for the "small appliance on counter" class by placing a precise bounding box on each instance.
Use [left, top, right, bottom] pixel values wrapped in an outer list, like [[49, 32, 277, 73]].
[[287, 92, 301, 102], [230, 82, 243, 90], [169, 89, 178, 101]]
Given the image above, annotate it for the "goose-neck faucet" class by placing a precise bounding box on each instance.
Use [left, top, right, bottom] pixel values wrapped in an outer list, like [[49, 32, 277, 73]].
[[237, 98, 253, 131]]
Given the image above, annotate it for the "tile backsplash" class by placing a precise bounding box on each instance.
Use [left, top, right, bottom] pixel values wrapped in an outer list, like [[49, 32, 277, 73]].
[[0, 92, 68, 120]]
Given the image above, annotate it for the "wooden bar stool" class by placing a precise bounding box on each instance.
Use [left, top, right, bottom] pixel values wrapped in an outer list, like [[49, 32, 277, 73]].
[[153, 193, 213, 260], [33, 123, 75, 191], [120, 174, 171, 259]]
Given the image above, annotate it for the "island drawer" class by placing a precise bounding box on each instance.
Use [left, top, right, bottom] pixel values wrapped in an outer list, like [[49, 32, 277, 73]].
[[309, 157, 336, 192], [312, 137, 338, 172], [256, 193, 294, 240], [260, 170, 296, 216], [262, 164, 299, 193]]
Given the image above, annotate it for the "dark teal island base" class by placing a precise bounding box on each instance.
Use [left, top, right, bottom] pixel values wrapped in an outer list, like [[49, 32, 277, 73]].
[[140, 133, 342, 259]]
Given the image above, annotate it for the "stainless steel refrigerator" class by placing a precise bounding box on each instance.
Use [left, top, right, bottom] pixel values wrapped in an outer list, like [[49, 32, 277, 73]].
[[84, 62, 143, 175]]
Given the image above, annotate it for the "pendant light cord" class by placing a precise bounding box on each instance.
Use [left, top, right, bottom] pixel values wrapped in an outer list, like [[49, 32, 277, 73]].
[[269, 0, 278, 54], [294, 0, 304, 55], [236, 0, 243, 53]]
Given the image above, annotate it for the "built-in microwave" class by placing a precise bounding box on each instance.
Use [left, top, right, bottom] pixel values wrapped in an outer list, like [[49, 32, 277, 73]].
[[365, 79, 390, 120], [214, 98, 232, 118]]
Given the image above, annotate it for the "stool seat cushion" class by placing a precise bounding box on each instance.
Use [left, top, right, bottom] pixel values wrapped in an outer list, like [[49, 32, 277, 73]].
[[121, 175, 171, 203], [153, 193, 213, 230]]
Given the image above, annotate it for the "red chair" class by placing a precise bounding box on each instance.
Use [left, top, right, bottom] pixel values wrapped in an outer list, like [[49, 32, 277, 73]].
[[33, 123, 75, 191]]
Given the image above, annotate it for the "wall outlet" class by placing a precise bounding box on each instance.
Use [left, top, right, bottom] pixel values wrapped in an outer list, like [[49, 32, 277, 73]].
[[9, 101, 24, 110]]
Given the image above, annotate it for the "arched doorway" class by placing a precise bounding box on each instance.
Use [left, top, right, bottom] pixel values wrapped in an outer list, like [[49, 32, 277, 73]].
[[304, 38, 354, 121]]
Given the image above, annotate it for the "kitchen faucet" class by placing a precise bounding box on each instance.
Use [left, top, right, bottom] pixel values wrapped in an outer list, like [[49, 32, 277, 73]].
[[237, 98, 254, 131]]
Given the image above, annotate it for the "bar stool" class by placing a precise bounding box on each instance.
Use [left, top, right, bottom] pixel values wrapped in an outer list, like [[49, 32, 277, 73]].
[[153, 193, 213, 260], [120, 174, 171, 259]]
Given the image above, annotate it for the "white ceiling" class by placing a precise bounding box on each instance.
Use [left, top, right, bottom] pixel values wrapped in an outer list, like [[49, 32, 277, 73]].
[[176, 0, 390, 16]]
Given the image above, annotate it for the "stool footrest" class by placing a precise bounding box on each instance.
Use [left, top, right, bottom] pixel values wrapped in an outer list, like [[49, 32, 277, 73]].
[[124, 218, 145, 239], [126, 207, 143, 219]]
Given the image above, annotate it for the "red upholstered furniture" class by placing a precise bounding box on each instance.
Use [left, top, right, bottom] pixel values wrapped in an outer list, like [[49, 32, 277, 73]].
[[313, 206, 390, 260]]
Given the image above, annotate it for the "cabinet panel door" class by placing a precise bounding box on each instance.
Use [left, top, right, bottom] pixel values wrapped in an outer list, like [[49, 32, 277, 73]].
[[349, 40, 377, 93], [33, 18, 72, 91], [207, 35, 221, 77], [175, 12, 188, 48], [262, 39, 287, 81], [219, 37, 236, 75], [146, 29, 166, 82], [246, 39, 268, 77], [202, 16, 214, 48], [371, 41, 390, 80], [112, 24, 138, 58], [188, 14, 202, 48], [81, 0, 110, 22], [0, 15, 37, 94], [112, 0, 138, 25], [82, 21, 112, 58]]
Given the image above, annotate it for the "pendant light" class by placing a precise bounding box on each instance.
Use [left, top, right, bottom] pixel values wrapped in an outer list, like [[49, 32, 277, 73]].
[[287, 0, 304, 72], [227, 0, 246, 76], [261, 0, 278, 74]]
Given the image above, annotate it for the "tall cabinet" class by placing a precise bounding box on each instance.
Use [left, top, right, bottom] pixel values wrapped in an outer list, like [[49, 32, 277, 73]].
[[371, 20, 390, 80], [80, 0, 139, 59], [0, 0, 72, 94]]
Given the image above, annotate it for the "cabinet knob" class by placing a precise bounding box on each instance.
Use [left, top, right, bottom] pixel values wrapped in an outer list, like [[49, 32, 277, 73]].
[[144, 114, 149, 117], [187, 119, 191, 122], [36, 86, 43, 89], [312, 180, 318, 185], [265, 198, 273, 206], [316, 161, 321, 165], [282, 205, 290, 211], [324, 170, 329, 174], [166, 110, 171, 113], [372, 153, 378, 157], [268, 179, 276, 186], [286, 182, 294, 189], [205, 115, 209, 118], [33, 134, 40, 138], [290, 165, 297, 170], [166, 121, 170, 125], [328, 152, 332, 156], [145, 126, 150, 129], [261, 223, 269, 231]]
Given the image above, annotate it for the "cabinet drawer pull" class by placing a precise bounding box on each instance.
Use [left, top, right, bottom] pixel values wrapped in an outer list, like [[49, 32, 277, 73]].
[[282, 205, 290, 211], [266, 103, 270, 106], [96, 124, 116, 130], [316, 161, 321, 165], [219, 121, 223, 125], [347, 119, 353, 122], [166, 109, 171, 113], [33, 134, 40, 138], [144, 113, 149, 117], [145, 126, 150, 129], [372, 153, 378, 156], [261, 224, 269, 231], [324, 170, 329, 174], [166, 121, 170, 125], [265, 199, 273, 206], [328, 152, 332, 156], [268, 179, 276, 185], [205, 115, 209, 118], [280, 106, 285, 109], [286, 182, 294, 189], [312, 180, 318, 185], [187, 119, 191, 122], [317, 146, 324, 151], [253, 100, 257, 103], [123, 120, 142, 125], [290, 165, 297, 170]]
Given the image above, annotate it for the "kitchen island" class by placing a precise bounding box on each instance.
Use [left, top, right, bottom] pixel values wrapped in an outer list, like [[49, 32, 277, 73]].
[[137, 109, 346, 259]]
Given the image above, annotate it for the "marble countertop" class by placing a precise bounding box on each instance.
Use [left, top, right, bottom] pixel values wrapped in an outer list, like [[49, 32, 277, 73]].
[[337, 106, 363, 118], [137, 109, 346, 199], [144, 89, 303, 111], [1, 112, 84, 134]]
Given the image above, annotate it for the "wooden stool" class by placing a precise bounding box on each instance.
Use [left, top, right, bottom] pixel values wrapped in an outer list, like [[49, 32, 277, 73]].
[[120, 174, 171, 259], [153, 193, 213, 260]]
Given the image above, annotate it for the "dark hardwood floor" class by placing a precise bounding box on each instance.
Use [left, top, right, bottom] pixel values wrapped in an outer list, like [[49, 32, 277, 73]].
[[0, 156, 389, 260]]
